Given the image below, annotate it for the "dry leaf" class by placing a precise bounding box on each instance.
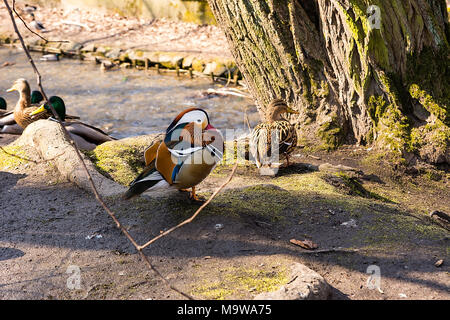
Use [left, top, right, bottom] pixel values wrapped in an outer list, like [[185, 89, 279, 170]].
[[290, 238, 319, 250], [435, 259, 444, 267]]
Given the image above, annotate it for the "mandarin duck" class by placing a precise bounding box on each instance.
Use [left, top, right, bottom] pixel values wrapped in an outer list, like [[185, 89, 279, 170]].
[[30, 96, 116, 150], [6, 79, 79, 131], [250, 99, 298, 170], [124, 108, 223, 201]]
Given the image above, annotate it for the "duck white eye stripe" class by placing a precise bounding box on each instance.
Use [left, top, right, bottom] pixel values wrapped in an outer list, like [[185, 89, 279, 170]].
[[168, 146, 204, 157]]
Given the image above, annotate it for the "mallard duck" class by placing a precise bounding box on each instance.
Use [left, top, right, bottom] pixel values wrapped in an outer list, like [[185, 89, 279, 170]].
[[0, 97, 21, 134], [30, 90, 44, 104], [30, 96, 116, 150], [0, 90, 45, 134], [123, 108, 224, 201], [40, 54, 60, 62], [0, 97, 7, 115], [6, 79, 79, 130], [30, 13, 47, 32], [6, 79, 55, 129], [250, 99, 298, 170]]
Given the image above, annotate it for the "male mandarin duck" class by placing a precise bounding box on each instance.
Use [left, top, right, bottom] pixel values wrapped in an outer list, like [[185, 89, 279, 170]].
[[30, 96, 116, 150], [5, 79, 79, 131], [124, 108, 224, 201], [250, 98, 298, 169]]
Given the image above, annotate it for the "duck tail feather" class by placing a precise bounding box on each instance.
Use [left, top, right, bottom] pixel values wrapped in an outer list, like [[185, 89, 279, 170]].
[[123, 165, 165, 200]]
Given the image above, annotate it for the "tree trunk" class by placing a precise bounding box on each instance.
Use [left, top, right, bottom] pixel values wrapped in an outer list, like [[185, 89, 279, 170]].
[[207, 0, 449, 165]]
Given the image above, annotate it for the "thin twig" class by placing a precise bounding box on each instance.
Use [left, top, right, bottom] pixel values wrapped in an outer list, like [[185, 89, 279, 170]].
[[295, 247, 360, 254], [139, 163, 238, 250], [0, 145, 38, 163], [3, 0, 190, 299], [0, 145, 66, 164]]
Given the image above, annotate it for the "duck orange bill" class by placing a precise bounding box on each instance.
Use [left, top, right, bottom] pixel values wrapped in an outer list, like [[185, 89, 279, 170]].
[[30, 104, 46, 116], [6, 87, 15, 92]]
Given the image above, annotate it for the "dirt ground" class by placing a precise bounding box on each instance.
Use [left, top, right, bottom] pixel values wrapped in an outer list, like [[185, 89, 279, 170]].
[[1, 132, 449, 300], [0, 2, 231, 59]]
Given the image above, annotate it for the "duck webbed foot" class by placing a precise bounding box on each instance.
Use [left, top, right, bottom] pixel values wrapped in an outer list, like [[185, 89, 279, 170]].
[[188, 187, 206, 202]]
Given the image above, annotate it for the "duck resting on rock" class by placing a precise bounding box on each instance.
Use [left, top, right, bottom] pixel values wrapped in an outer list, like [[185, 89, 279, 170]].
[[30, 96, 116, 150], [123, 108, 224, 201], [250, 98, 298, 172], [0, 90, 45, 134], [0, 97, 7, 116], [3, 79, 79, 134]]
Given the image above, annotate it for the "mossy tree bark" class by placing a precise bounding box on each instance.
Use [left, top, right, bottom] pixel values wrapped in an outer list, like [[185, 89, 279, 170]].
[[207, 0, 449, 164]]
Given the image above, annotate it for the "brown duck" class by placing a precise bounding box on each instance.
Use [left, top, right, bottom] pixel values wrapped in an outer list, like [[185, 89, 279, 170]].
[[6, 78, 79, 130], [250, 99, 298, 169]]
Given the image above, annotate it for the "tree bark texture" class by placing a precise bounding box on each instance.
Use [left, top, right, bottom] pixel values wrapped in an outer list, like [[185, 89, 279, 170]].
[[208, 0, 449, 164]]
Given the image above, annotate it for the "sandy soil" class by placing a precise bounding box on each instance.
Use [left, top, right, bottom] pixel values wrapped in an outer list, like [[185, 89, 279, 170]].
[[1, 133, 449, 300], [0, 2, 231, 58]]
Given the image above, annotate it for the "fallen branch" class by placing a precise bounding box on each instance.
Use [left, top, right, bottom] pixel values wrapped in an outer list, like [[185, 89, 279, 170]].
[[295, 247, 360, 254]]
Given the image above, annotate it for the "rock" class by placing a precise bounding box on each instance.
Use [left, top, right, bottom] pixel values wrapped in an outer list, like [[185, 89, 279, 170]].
[[182, 55, 197, 69], [203, 61, 228, 76], [341, 219, 358, 228], [86, 134, 160, 186], [434, 259, 444, 267], [318, 163, 363, 177], [105, 48, 122, 60], [120, 62, 132, 69], [254, 263, 330, 300], [81, 43, 96, 53], [412, 101, 431, 121], [157, 53, 184, 69], [12, 120, 126, 197], [96, 46, 110, 55], [60, 41, 83, 53]]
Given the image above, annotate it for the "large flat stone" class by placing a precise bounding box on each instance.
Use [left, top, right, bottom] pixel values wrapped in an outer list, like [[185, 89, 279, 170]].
[[254, 263, 331, 300]]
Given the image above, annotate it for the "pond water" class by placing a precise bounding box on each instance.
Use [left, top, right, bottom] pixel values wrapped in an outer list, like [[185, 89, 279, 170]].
[[0, 47, 259, 139]]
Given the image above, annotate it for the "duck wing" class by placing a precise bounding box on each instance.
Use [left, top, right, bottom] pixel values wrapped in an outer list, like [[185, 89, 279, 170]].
[[275, 121, 297, 156], [123, 156, 169, 199], [0, 112, 15, 126], [64, 120, 116, 145], [250, 123, 270, 167]]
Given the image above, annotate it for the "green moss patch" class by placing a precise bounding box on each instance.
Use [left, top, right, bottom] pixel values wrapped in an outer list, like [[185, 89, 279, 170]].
[[0, 145, 29, 170], [192, 266, 288, 300], [85, 135, 160, 186]]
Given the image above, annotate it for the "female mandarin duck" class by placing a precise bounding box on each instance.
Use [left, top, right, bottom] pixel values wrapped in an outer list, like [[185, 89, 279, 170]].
[[250, 99, 298, 169], [124, 108, 223, 201], [30, 96, 116, 150], [5, 79, 79, 131]]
